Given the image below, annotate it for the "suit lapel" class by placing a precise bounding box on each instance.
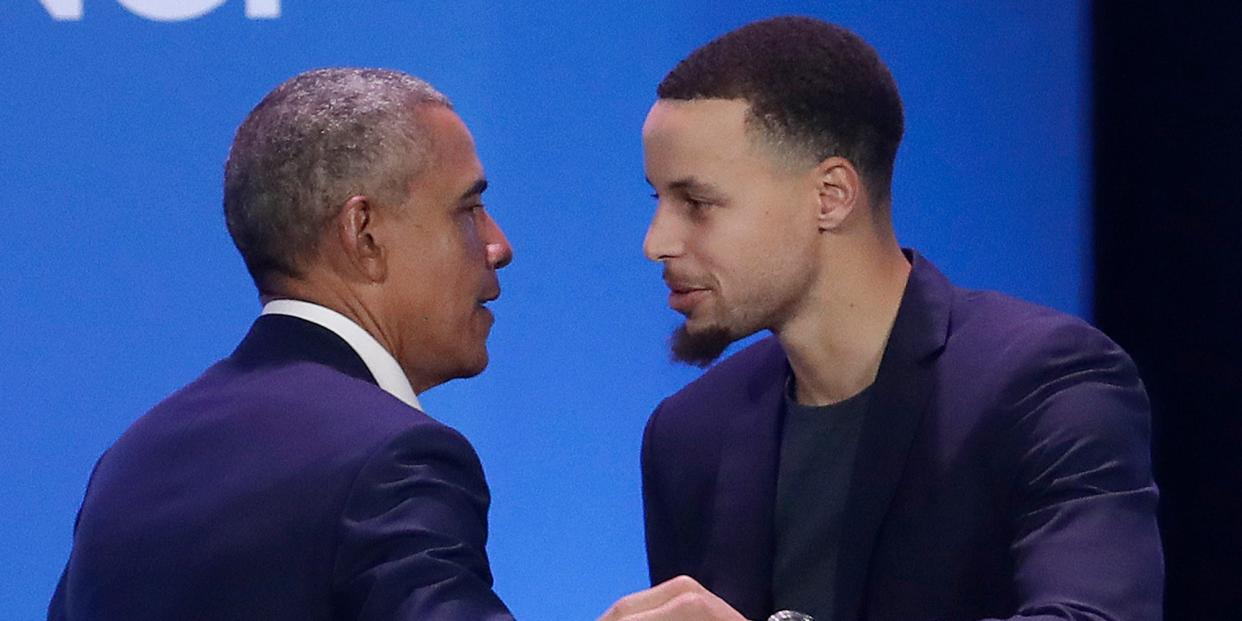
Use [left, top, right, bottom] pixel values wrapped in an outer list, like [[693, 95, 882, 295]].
[[833, 252, 952, 621], [700, 254, 954, 620], [701, 338, 789, 619]]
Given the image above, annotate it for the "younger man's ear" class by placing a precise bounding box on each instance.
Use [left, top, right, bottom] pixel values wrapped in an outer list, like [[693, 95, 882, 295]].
[[815, 156, 862, 232]]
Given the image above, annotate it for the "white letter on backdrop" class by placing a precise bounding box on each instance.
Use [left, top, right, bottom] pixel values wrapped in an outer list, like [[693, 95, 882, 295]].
[[115, 0, 227, 21], [245, 0, 280, 19], [39, 0, 82, 20]]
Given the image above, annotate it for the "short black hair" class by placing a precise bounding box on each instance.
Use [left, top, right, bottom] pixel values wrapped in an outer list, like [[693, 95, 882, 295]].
[[658, 16, 904, 204]]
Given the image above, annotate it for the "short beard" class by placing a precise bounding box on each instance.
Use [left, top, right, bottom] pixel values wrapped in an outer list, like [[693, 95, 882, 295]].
[[670, 324, 736, 368]]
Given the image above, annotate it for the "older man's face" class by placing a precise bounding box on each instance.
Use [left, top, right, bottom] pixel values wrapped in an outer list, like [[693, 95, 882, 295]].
[[377, 106, 512, 392]]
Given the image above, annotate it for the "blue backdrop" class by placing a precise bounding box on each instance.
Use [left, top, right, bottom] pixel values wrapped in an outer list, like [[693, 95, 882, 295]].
[[0, 2, 1087, 618]]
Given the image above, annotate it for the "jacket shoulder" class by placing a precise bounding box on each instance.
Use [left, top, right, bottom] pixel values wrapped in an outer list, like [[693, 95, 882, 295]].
[[165, 359, 455, 441], [948, 289, 1138, 389], [648, 336, 785, 440]]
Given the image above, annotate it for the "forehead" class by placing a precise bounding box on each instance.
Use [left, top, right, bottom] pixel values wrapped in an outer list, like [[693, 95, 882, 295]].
[[642, 98, 750, 150], [412, 105, 483, 187], [642, 99, 779, 182]]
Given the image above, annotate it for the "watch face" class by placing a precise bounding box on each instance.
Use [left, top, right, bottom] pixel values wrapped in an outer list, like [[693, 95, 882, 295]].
[[768, 611, 814, 621]]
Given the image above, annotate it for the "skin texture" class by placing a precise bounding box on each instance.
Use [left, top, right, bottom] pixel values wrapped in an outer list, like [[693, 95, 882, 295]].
[[642, 98, 910, 407], [643, 99, 823, 345], [598, 576, 748, 621], [279, 104, 512, 393]]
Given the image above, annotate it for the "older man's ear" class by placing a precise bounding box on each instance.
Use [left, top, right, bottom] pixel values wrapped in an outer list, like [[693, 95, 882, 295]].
[[334, 195, 387, 283]]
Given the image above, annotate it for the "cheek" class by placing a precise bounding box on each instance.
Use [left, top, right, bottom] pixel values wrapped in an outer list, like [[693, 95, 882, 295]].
[[725, 225, 815, 298], [416, 232, 475, 285], [445, 221, 489, 277]]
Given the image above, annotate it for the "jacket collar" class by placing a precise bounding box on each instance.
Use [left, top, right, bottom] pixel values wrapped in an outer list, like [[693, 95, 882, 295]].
[[228, 313, 378, 387], [260, 299, 421, 410], [703, 249, 953, 619], [833, 249, 951, 620]]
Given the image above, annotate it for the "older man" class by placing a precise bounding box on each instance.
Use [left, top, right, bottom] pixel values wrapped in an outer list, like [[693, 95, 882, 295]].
[[50, 68, 514, 619], [603, 16, 1162, 621]]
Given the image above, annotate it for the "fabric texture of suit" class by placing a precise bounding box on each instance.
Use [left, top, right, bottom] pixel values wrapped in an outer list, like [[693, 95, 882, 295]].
[[50, 314, 514, 620], [642, 251, 1163, 621]]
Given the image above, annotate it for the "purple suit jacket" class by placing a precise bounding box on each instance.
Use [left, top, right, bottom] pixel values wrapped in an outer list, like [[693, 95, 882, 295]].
[[50, 314, 514, 620], [642, 252, 1163, 621]]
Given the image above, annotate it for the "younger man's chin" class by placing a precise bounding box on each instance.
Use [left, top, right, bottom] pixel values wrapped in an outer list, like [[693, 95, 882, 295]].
[[670, 324, 736, 368]]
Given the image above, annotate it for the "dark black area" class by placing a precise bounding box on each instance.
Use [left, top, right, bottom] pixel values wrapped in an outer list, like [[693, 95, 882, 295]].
[[1093, 3, 1242, 618]]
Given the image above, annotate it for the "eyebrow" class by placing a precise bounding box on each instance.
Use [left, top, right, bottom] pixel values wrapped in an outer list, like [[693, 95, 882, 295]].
[[649, 176, 722, 195], [459, 178, 488, 201]]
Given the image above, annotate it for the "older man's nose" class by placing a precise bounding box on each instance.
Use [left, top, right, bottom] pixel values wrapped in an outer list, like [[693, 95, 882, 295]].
[[484, 213, 513, 269]]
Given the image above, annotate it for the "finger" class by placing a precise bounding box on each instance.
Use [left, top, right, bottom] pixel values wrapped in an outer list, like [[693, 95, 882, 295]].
[[632, 591, 712, 621], [599, 575, 706, 619], [624, 590, 744, 621]]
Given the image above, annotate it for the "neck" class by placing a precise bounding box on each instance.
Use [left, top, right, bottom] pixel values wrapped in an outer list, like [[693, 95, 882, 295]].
[[775, 231, 910, 406], [265, 273, 427, 391]]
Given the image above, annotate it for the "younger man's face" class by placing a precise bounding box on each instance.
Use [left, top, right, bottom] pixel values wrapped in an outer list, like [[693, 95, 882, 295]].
[[642, 98, 823, 365]]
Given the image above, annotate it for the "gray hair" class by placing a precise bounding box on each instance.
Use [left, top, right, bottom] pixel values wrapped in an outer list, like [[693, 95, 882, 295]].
[[223, 67, 451, 291]]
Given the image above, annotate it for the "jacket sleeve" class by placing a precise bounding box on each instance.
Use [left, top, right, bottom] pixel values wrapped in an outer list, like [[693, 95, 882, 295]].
[[331, 424, 515, 621], [983, 335, 1163, 621], [47, 451, 110, 621], [642, 400, 682, 586]]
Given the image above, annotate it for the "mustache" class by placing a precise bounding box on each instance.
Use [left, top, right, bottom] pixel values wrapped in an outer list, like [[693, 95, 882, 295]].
[[661, 268, 712, 290]]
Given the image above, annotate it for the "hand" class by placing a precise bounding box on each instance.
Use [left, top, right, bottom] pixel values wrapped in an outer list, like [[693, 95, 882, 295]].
[[598, 575, 750, 621]]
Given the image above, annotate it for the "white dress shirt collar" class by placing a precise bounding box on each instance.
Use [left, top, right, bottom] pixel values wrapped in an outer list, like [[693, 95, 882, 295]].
[[260, 299, 422, 411]]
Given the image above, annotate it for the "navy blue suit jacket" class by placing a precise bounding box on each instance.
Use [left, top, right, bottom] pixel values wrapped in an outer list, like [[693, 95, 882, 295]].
[[50, 314, 514, 620], [642, 252, 1163, 621]]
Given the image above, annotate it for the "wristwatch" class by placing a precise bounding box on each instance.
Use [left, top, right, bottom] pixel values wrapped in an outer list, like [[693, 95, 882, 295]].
[[767, 611, 813, 621]]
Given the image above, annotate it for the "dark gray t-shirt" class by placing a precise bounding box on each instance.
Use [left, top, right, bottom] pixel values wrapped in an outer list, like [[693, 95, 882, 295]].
[[771, 382, 871, 621]]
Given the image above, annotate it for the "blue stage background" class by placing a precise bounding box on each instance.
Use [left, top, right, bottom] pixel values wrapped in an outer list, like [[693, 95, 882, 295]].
[[0, 2, 1087, 618]]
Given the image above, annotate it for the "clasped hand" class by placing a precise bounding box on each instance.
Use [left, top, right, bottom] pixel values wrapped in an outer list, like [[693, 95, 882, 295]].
[[598, 575, 750, 621]]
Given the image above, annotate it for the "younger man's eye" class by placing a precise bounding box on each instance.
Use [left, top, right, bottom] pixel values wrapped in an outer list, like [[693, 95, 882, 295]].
[[685, 197, 711, 210]]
